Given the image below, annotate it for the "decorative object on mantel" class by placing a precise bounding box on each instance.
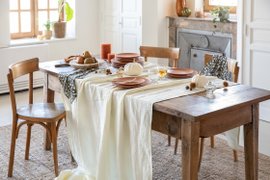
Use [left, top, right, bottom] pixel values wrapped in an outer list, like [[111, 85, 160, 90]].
[[176, 0, 191, 17], [53, 0, 74, 38], [211, 6, 230, 23], [195, 11, 203, 18]]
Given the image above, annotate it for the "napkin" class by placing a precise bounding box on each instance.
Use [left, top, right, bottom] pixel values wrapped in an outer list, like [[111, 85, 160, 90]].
[[59, 69, 96, 103]]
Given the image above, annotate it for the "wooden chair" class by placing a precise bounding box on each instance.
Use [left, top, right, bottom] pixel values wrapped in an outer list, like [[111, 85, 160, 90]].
[[139, 46, 180, 67], [173, 54, 240, 166], [7, 58, 66, 177], [140, 46, 181, 149], [202, 54, 240, 162]]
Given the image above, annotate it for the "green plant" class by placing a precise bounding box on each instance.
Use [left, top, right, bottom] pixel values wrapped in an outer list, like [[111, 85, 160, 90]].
[[57, 0, 74, 22], [211, 6, 230, 23], [44, 20, 51, 31]]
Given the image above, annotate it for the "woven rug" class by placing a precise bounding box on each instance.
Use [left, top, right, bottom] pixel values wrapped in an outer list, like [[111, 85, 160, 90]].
[[1, 124, 270, 180]]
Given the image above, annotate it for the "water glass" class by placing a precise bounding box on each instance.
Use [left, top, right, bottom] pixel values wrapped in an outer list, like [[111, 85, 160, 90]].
[[204, 81, 216, 99], [157, 66, 167, 80]]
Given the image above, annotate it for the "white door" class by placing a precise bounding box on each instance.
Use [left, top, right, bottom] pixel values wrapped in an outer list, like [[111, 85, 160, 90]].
[[243, 0, 270, 122], [101, 0, 141, 53], [101, 0, 121, 53]]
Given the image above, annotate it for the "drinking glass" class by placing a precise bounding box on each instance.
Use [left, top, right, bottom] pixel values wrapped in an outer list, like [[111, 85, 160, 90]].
[[158, 66, 167, 80], [204, 81, 216, 99]]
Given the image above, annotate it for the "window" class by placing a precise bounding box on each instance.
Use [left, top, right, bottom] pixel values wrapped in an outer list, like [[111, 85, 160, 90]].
[[10, 0, 59, 39], [204, 0, 237, 14]]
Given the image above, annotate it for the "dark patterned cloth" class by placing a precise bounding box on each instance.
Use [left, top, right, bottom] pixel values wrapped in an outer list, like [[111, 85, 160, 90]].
[[200, 55, 232, 81], [59, 69, 95, 103]]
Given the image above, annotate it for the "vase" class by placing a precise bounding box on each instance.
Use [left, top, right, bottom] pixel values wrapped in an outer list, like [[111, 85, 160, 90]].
[[176, 0, 186, 17], [53, 22, 66, 38]]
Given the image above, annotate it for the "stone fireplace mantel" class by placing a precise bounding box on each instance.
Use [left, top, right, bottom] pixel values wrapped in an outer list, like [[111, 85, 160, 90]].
[[167, 16, 237, 59]]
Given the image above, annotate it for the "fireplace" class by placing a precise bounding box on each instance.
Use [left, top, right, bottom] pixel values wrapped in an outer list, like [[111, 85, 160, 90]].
[[177, 28, 232, 71], [167, 17, 237, 71]]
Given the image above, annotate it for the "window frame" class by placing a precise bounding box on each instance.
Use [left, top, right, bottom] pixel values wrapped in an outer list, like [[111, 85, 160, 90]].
[[204, 0, 237, 14], [10, 0, 60, 39]]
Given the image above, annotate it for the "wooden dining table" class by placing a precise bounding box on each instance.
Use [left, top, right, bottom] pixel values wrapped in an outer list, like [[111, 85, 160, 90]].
[[40, 60, 270, 180]]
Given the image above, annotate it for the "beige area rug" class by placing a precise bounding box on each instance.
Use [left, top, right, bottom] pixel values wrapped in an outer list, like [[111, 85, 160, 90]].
[[1, 124, 270, 180]]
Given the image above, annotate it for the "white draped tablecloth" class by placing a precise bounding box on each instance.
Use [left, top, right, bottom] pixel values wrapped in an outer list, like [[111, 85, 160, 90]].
[[56, 71, 239, 180]]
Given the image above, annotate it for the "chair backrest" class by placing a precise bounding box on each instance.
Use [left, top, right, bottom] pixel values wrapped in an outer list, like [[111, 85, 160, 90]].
[[7, 58, 39, 116], [204, 54, 240, 83], [139, 46, 180, 67]]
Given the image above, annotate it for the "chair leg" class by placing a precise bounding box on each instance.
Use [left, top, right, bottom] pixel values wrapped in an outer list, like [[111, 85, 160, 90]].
[[198, 138, 205, 170], [25, 124, 33, 160], [71, 151, 75, 163], [233, 149, 238, 162], [210, 136, 215, 148], [174, 138, 179, 155], [168, 135, 171, 146], [8, 120, 18, 177], [51, 122, 59, 177]]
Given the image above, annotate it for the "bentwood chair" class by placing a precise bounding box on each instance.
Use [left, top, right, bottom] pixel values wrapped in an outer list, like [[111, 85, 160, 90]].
[[7, 58, 66, 177], [201, 54, 240, 162], [173, 54, 240, 166], [139, 46, 180, 68], [140, 46, 181, 151]]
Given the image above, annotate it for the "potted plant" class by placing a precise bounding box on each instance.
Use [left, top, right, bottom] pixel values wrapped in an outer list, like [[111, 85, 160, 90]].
[[43, 20, 52, 40], [53, 0, 74, 38], [211, 6, 230, 23]]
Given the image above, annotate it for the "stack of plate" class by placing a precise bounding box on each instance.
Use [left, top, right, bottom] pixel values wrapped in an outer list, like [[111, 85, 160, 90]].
[[112, 77, 149, 89], [167, 68, 195, 78], [111, 53, 143, 68]]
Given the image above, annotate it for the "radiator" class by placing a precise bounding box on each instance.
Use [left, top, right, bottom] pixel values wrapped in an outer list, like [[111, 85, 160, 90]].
[[0, 78, 44, 94], [0, 43, 49, 94]]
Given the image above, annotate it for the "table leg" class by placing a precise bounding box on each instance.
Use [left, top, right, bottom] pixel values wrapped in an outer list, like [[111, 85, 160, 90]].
[[181, 118, 200, 180], [244, 104, 259, 180], [43, 73, 55, 150]]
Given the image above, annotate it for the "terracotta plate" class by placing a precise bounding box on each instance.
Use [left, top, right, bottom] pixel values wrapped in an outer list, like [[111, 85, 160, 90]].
[[167, 73, 194, 78], [167, 68, 194, 76], [112, 77, 149, 88], [111, 59, 144, 69], [115, 53, 140, 59]]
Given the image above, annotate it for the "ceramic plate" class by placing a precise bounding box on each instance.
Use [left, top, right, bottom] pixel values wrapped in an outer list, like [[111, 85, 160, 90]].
[[167, 68, 194, 76], [115, 53, 140, 59], [112, 77, 149, 88]]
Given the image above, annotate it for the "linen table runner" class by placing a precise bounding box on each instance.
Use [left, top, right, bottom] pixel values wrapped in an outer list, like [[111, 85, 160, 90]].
[[56, 74, 236, 180]]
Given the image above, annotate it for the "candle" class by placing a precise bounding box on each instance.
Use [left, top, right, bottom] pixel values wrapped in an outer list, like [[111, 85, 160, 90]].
[[100, 43, 111, 60], [107, 53, 115, 63]]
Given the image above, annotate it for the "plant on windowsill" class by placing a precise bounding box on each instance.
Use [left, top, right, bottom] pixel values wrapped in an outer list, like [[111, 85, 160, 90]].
[[43, 20, 52, 40], [53, 0, 74, 38]]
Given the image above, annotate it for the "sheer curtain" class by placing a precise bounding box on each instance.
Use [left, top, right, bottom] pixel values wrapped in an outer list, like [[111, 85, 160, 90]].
[[0, 0, 10, 48]]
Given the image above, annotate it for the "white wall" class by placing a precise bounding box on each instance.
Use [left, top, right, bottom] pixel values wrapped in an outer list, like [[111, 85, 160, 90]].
[[0, 1, 100, 89], [0, 0, 9, 48], [142, 0, 175, 47]]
